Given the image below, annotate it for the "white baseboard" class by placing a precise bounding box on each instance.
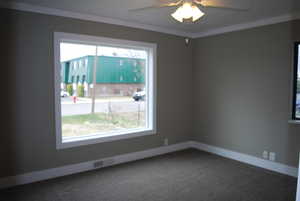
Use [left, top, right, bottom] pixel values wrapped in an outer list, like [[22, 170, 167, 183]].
[[0, 141, 297, 189], [0, 142, 190, 189], [190, 141, 298, 178]]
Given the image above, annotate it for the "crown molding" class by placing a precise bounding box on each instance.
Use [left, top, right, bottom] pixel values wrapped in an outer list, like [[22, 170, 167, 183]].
[[0, 1, 192, 38], [1, 1, 299, 39], [190, 13, 300, 38]]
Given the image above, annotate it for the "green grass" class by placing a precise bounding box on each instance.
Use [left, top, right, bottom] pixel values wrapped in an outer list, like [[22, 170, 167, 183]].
[[62, 112, 145, 138]]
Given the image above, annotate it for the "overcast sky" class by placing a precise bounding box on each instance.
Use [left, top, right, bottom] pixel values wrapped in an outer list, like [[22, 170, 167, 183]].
[[60, 43, 147, 62]]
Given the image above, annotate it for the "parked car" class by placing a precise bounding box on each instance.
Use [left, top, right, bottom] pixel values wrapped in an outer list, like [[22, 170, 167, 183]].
[[296, 97, 300, 113], [296, 103, 300, 113], [133, 90, 145, 101], [61, 91, 69, 97]]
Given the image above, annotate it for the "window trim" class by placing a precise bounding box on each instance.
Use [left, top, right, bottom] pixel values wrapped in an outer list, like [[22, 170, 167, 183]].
[[54, 32, 157, 149], [292, 42, 300, 121]]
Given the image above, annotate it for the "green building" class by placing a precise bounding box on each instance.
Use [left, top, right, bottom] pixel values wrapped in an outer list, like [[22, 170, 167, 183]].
[[61, 56, 145, 97]]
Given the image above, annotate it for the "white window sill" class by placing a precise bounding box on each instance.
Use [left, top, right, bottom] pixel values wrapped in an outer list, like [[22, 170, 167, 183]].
[[288, 120, 300, 124], [57, 128, 156, 149]]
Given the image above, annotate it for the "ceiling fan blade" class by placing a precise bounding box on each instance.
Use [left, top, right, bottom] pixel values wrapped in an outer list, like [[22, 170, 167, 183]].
[[195, 0, 249, 11], [129, 0, 182, 12], [201, 5, 249, 11], [129, 5, 174, 12]]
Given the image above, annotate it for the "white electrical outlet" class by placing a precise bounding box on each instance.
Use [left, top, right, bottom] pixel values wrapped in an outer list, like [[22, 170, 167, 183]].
[[269, 152, 276, 161], [263, 151, 268, 159], [164, 138, 169, 146]]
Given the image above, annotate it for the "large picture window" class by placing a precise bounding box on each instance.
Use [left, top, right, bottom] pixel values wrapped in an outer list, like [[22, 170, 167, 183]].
[[54, 32, 156, 149], [292, 42, 300, 120]]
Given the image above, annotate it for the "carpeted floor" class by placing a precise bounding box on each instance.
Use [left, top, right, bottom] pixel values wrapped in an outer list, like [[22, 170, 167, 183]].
[[0, 149, 297, 201]]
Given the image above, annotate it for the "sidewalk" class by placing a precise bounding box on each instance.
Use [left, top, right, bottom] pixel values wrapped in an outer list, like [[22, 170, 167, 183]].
[[61, 97, 133, 105]]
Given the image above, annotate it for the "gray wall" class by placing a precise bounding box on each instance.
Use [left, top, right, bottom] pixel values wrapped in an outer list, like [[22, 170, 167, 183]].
[[2, 6, 300, 180], [0, 8, 193, 178], [193, 20, 300, 167]]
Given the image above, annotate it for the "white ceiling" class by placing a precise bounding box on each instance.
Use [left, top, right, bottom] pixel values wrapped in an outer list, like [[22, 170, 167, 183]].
[[2, 0, 300, 37]]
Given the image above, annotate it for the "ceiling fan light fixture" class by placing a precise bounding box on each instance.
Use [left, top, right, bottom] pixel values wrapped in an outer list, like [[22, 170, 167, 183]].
[[171, 2, 204, 23], [191, 4, 204, 21]]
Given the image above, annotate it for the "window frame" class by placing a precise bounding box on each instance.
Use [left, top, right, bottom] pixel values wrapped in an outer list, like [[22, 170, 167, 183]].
[[54, 32, 157, 149], [292, 42, 300, 121]]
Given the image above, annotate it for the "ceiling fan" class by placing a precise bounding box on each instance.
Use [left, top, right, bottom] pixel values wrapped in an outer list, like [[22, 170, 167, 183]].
[[130, 0, 249, 23]]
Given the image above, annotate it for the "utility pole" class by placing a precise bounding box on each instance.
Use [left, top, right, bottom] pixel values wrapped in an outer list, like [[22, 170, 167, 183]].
[[91, 46, 98, 114], [137, 102, 141, 126]]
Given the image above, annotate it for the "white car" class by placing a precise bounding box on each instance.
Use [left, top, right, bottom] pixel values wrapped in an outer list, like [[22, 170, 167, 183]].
[[133, 90, 146, 101], [61, 91, 69, 97]]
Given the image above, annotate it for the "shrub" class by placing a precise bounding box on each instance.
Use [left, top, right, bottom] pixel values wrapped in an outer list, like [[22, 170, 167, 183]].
[[66, 84, 73, 96], [77, 85, 85, 97]]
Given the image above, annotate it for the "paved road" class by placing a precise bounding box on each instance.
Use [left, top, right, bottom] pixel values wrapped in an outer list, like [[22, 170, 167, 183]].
[[61, 101, 145, 116]]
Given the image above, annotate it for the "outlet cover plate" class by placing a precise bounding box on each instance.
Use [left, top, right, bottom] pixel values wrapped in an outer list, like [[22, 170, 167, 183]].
[[269, 152, 276, 161], [164, 138, 169, 146], [263, 151, 268, 159]]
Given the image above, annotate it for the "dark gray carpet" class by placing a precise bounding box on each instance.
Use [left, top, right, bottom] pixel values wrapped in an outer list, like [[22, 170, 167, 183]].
[[0, 149, 297, 201]]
